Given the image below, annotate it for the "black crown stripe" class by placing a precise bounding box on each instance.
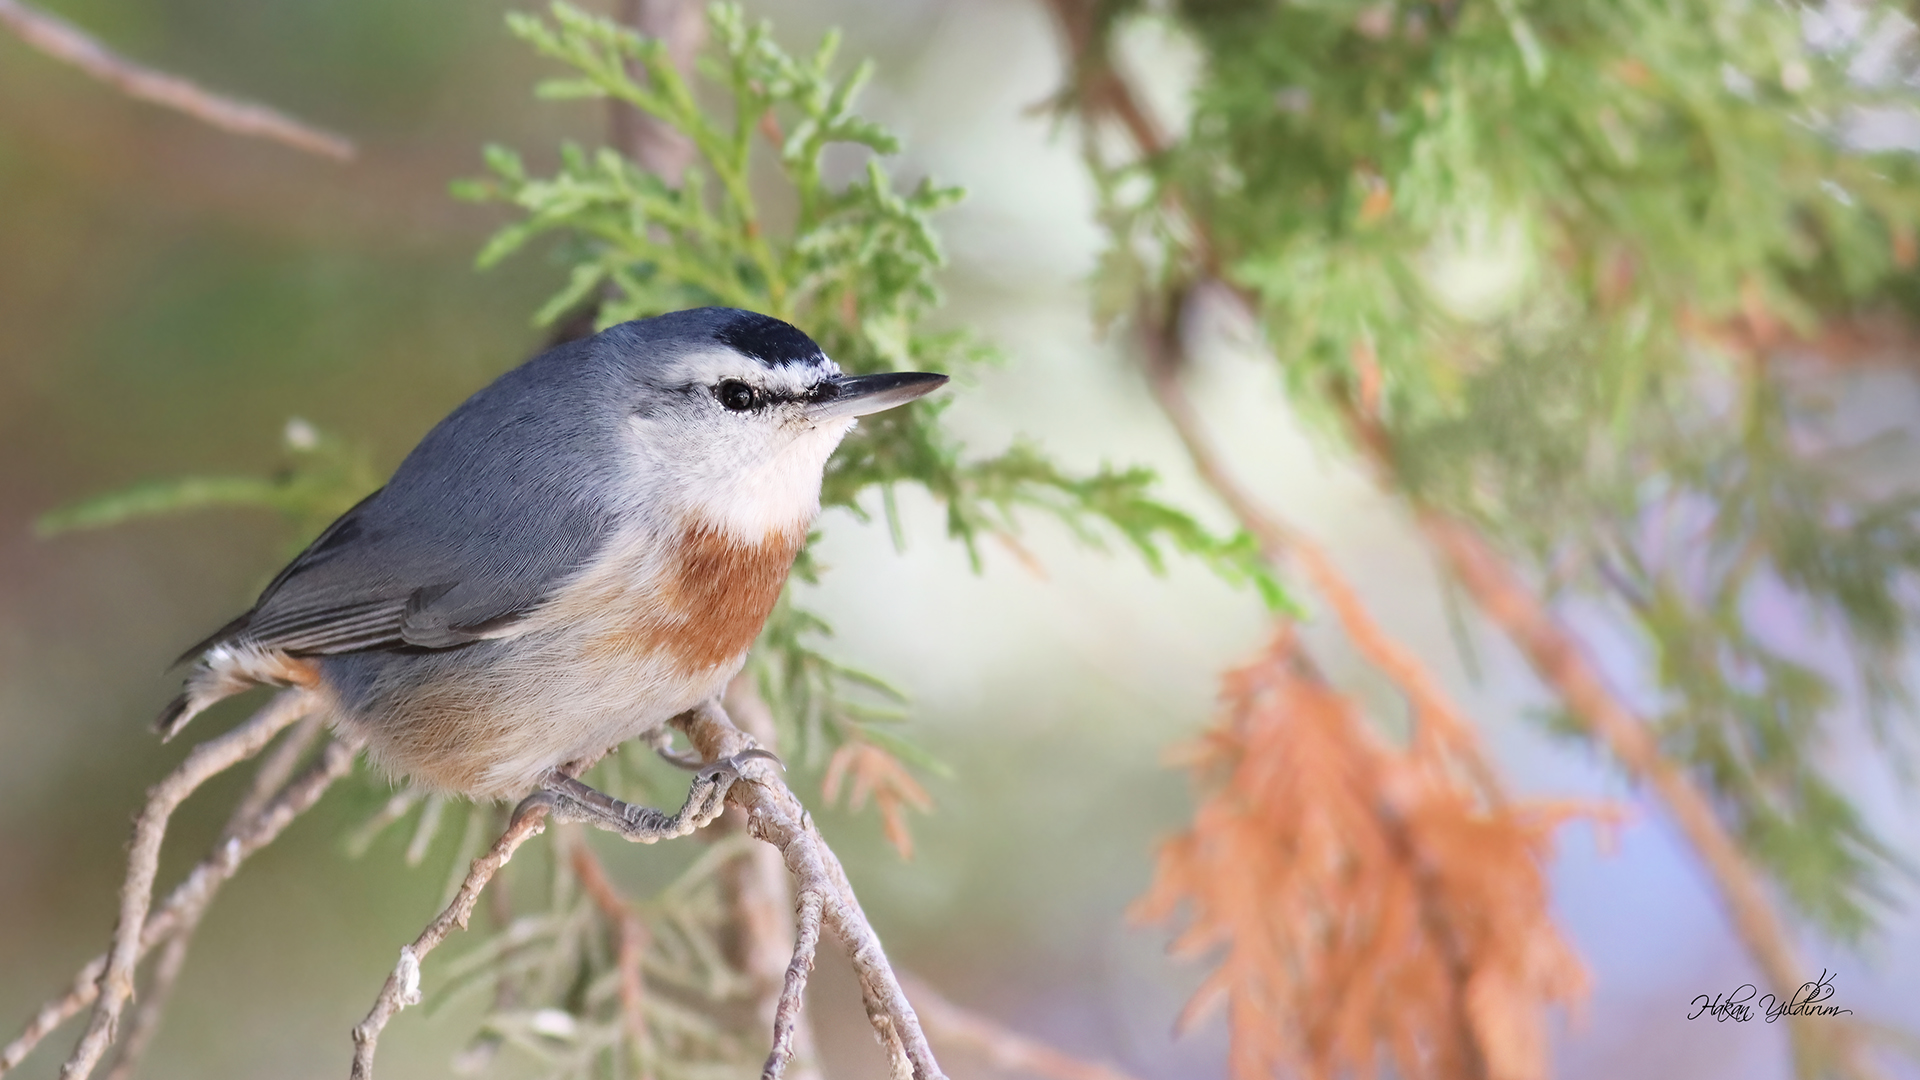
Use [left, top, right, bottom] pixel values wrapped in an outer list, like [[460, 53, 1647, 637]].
[[714, 311, 824, 367]]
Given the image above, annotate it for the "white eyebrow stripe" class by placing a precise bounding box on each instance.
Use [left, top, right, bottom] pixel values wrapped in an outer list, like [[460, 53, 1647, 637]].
[[661, 347, 840, 398]]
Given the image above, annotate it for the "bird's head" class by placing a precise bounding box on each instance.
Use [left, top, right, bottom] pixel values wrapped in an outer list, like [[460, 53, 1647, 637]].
[[599, 308, 946, 543]]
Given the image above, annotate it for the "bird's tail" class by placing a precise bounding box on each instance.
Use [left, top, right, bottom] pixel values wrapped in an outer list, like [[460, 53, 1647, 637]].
[[154, 692, 195, 740], [154, 652, 263, 742]]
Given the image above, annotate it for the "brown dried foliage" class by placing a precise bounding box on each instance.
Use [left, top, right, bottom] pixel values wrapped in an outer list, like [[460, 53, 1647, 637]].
[[1135, 630, 1589, 1080], [823, 740, 933, 859]]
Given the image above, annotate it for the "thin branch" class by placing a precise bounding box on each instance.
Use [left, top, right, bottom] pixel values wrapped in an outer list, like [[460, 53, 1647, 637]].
[[103, 719, 312, 1079], [97, 936, 187, 1080], [1035, 0, 1166, 160], [349, 795, 552, 1079], [59, 690, 315, 1080], [228, 712, 327, 831], [768, 886, 825, 1079], [1138, 304, 1505, 799], [4, 733, 354, 1076], [103, 711, 326, 1080], [0, 0, 354, 160], [673, 700, 945, 1080], [345, 712, 909, 1080], [344, 788, 426, 858], [897, 972, 1146, 1080]]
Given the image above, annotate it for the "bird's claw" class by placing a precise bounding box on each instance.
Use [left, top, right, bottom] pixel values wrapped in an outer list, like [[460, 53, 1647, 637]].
[[681, 749, 781, 829], [643, 727, 707, 770], [695, 747, 783, 785]]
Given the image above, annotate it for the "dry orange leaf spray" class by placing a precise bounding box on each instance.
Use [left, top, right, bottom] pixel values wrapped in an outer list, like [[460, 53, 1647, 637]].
[[1135, 630, 1591, 1080]]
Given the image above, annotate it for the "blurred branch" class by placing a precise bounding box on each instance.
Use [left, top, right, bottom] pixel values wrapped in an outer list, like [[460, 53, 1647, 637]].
[[566, 836, 652, 1066], [1137, 297, 1506, 801], [1404, 505, 1888, 1080], [1148, 199, 1883, 1080], [1140, 308, 1558, 1080], [897, 972, 1145, 1080], [609, 0, 703, 182], [3, 724, 353, 1077], [0, 0, 354, 160], [1035, 0, 1165, 180]]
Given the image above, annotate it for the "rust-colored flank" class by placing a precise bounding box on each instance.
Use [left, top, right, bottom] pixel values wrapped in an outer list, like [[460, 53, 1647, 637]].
[[262, 652, 322, 689]]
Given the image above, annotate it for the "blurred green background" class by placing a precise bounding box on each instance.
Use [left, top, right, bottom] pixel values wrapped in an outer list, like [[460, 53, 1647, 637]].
[[1, 1, 1916, 1078]]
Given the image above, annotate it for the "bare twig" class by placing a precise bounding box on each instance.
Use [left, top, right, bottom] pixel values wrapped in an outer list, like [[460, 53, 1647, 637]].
[[97, 935, 188, 1080], [673, 700, 945, 1080], [345, 696, 924, 1080], [5, 732, 354, 1076], [344, 788, 426, 857], [59, 690, 316, 1080], [897, 972, 1145, 1080], [228, 712, 327, 830], [720, 676, 824, 1080], [0, 0, 353, 160], [768, 887, 825, 1078], [349, 795, 553, 1080]]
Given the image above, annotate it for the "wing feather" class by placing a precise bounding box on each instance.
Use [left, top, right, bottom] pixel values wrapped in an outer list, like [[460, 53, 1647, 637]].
[[182, 336, 625, 662]]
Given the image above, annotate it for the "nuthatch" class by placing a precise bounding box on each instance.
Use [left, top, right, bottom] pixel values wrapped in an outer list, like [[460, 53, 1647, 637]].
[[159, 308, 946, 833]]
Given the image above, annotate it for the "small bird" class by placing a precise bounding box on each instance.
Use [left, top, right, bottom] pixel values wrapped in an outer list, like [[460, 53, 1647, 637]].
[[160, 308, 946, 825]]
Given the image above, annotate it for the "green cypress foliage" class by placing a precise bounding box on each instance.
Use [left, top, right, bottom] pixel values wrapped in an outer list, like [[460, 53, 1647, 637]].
[[1082, 0, 1920, 938]]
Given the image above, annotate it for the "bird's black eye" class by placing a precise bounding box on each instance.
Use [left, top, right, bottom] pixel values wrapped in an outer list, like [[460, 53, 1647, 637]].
[[717, 380, 758, 411]]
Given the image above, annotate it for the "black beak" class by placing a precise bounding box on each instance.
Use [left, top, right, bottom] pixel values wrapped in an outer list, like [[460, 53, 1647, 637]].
[[807, 371, 949, 421]]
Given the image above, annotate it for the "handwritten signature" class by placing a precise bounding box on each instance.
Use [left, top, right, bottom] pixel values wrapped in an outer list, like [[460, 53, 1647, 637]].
[[1689, 970, 1854, 1022]]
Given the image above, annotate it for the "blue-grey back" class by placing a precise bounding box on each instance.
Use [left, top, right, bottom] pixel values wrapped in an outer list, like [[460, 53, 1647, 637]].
[[225, 309, 762, 656]]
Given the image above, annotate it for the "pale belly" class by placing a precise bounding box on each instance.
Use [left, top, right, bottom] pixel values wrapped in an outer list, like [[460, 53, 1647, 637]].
[[316, 625, 749, 800], [313, 517, 800, 799]]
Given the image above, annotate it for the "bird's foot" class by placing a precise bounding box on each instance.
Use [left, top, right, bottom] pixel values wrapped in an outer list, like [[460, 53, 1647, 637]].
[[537, 749, 782, 843]]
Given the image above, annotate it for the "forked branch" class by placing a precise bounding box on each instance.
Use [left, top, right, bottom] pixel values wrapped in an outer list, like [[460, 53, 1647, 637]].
[[57, 690, 317, 1080], [5, 716, 353, 1077], [678, 699, 945, 1080], [101, 714, 331, 1080]]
